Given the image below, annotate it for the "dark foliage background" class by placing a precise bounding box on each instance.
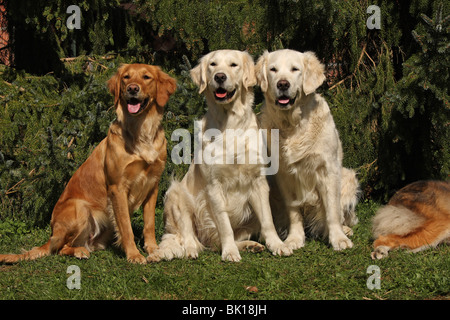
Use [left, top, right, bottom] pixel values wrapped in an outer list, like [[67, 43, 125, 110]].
[[0, 0, 448, 226]]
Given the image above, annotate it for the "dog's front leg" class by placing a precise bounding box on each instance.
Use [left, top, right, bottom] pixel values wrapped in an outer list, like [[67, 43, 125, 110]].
[[109, 185, 146, 264], [215, 211, 241, 262], [284, 206, 306, 250], [275, 174, 306, 250], [142, 186, 159, 255], [207, 182, 241, 262], [249, 178, 292, 256], [319, 169, 353, 251]]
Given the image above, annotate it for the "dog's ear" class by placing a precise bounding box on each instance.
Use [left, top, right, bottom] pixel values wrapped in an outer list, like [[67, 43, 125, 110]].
[[156, 67, 177, 107], [242, 51, 257, 89], [255, 51, 269, 92], [107, 64, 126, 106], [190, 54, 209, 94], [302, 52, 326, 95]]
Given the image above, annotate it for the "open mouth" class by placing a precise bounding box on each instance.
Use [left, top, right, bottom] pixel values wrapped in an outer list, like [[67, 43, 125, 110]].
[[276, 95, 296, 108], [214, 88, 236, 102], [126, 97, 149, 114]]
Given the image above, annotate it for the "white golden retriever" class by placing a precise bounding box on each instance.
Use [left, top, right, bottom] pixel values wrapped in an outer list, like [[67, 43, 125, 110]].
[[149, 50, 292, 262], [256, 49, 359, 251]]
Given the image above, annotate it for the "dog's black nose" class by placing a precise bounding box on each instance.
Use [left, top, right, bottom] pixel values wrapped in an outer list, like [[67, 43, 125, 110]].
[[277, 80, 290, 91], [127, 84, 140, 94], [214, 73, 227, 84]]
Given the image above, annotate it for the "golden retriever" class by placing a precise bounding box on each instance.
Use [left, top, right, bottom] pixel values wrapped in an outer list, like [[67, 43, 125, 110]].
[[149, 50, 292, 262], [256, 49, 359, 251], [371, 180, 450, 259], [0, 64, 176, 264]]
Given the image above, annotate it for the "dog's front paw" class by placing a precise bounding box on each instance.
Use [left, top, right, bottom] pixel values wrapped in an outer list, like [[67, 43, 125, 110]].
[[329, 232, 353, 251], [144, 243, 159, 255], [371, 246, 390, 260], [147, 251, 162, 263], [127, 253, 147, 264], [222, 248, 241, 262], [284, 235, 305, 251], [185, 246, 199, 259], [267, 240, 293, 256]]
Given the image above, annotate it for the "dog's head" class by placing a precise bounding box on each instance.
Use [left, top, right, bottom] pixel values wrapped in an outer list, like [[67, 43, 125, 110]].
[[256, 49, 325, 110], [190, 50, 256, 105], [108, 64, 176, 117]]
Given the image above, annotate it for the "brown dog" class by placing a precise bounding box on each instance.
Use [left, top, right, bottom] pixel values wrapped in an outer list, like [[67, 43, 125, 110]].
[[371, 180, 450, 259], [0, 64, 176, 264]]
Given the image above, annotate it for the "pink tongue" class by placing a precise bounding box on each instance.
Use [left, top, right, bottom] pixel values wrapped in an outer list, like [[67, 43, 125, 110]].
[[215, 91, 227, 99], [127, 103, 141, 114], [278, 98, 290, 104]]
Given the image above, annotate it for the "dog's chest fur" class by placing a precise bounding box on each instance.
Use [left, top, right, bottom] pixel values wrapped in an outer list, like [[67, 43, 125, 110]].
[[126, 157, 163, 212], [278, 103, 330, 173], [262, 95, 337, 205], [107, 117, 166, 212]]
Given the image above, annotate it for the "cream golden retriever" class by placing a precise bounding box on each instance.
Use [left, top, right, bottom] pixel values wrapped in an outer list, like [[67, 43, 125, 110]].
[[256, 49, 359, 251], [148, 50, 292, 262]]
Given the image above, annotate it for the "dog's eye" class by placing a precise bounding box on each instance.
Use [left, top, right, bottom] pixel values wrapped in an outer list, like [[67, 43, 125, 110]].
[[143, 75, 151, 80], [230, 63, 238, 67], [210, 62, 217, 67], [292, 67, 300, 72], [123, 75, 130, 79], [270, 67, 277, 73]]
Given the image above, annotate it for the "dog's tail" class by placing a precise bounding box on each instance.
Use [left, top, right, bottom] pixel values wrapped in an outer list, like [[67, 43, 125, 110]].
[[0, 240, 52, 264], [372, 204, 427, 239], [0, 233, 65, 264], [341, 167, 360, 226]]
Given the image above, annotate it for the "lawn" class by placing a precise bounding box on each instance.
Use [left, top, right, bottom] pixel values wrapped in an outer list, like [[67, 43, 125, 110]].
[[0, 200, 449, 301]]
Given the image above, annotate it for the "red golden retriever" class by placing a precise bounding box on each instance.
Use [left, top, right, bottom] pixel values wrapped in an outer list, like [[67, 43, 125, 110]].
[[0, 64, 176, 264]]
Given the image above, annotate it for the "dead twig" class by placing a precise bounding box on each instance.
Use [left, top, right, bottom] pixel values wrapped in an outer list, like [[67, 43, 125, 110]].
[[2, 80, 25, 92], [5, 178, 25, 195], [329, 43, 368, 91]]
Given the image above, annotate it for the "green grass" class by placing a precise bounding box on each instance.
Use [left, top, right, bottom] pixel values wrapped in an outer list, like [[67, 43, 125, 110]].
[[0, 200, 449, 300]]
